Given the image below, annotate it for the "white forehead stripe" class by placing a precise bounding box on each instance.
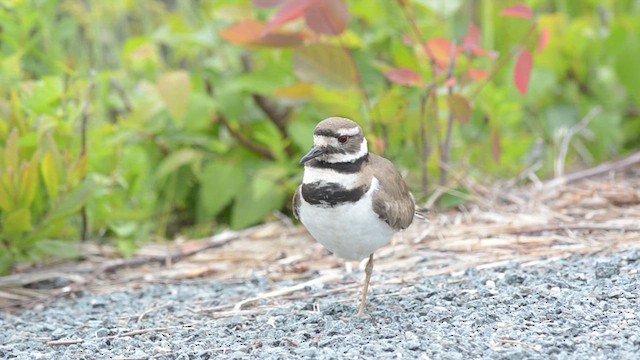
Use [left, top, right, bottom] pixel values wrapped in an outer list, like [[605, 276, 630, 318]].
[[337, 127, 361, 136], [313, 135, 332, 147]]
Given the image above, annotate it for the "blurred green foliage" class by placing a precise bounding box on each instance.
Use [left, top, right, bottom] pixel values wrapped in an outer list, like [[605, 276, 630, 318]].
[[0, 0, 638, 273]]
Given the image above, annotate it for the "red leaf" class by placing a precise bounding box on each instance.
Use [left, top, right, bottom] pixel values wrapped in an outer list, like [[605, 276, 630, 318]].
[[538, 28, 550, 52], [491, 130, 501, 163], [220, 20, 265, 45], [384, 68, 424, 87], [462, 23, 497, 60], [500, 3, 533, 20], [253, 0, 288, 8], [443, 77, 456, 87], [304, 0, 349, 35], [514, 49, 533, 96], [425, 39, 458, 69], [464, 23, 481, 49], [467, 69, 490, 81], [220, 20, 304, 47], [263, 0, 318, 34], [447, 94, 472, 124]]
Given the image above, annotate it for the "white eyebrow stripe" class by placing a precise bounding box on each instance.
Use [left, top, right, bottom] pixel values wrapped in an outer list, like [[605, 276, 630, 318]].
[[322, 138, 368, 163], [337, 127, 361, 136], [313, 135, 333, 147]]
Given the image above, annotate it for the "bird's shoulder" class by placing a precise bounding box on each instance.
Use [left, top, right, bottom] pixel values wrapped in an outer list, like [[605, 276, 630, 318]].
[[367, 153, 415, 230], [292, 185, 302, 220]]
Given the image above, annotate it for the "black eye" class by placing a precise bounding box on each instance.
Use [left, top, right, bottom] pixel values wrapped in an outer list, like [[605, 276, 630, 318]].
[[337, 135, 350, 144]]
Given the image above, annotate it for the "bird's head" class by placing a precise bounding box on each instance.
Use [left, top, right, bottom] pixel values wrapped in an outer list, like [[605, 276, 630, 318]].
[[299, 117, 368, 165]]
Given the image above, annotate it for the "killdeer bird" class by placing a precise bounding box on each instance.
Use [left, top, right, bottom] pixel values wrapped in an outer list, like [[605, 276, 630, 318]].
[[293, 117, 415, 317]]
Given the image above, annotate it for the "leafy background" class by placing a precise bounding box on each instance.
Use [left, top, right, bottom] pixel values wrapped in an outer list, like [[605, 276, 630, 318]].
[[0, 0, 639, 274]]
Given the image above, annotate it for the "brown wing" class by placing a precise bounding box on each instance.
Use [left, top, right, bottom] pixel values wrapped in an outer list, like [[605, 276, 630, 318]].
[[292, 185, 302, 220], [369, 154, 415, 230]]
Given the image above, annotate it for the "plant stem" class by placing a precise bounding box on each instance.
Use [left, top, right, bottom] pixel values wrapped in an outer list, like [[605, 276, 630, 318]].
[[80, 74, 95, 242], [419, 84, 436, 197], [216, 115, 275, 161], [440, 41, 458, 187]]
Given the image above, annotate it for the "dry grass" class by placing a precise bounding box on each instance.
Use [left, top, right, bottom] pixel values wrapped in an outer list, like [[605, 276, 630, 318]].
[[1, 168, 639, 312]]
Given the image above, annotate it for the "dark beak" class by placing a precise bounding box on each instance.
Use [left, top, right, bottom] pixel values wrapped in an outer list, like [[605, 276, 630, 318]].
[[299, 146, 324, 164]]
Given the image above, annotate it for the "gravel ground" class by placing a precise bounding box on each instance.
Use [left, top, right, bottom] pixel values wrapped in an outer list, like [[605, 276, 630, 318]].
[[1, 249, 639, 359]]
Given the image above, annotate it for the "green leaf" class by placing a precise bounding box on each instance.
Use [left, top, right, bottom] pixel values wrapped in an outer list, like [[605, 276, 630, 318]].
[[34, 239, 79, 260], [372, 90, 409, 124], [0, 181, 12, 212], [231, 177, 285, 229], [615, 37, 640, 104], [41, 152, 59, 201], [438, 187, 471, 209], [116, 239, 138, 258], [47, 180, 95, 223], [293, 44, 357, 89], [4, 128, 19, 174], [3, 208, 32, 235], [287, 120, 316, 151], [155, 149, 203, 179], [310, 87, 361, 120], [253, 121, 287, 161], [23, 76, 64, 113], [68, 155, 87, 187], [0, 251, 11, 275], [157, 71, 192, 126], [18, 154, 39, 208], [109, 221, 139, 238], [198, 162, 246, 218]]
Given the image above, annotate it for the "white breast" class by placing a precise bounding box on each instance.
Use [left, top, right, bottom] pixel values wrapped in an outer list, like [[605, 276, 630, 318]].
[[298, 177, 396, 261]]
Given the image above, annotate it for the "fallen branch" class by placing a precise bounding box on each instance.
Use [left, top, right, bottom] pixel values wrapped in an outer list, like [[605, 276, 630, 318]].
[[510, 224, 640, 235], [543, 151, 640, 189], [94, 228, 258, 275]]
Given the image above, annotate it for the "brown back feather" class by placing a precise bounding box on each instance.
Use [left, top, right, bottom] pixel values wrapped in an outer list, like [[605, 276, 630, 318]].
[[368, 154, 415, 230], [292, 186, 302, 220]]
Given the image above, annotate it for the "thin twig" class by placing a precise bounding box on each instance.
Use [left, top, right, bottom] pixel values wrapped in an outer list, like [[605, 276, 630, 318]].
[[419, 86, 435, 197], [102, 327, 168, 340], [46, 339, 84, 346], [440, 40, 458, 187], [395, 0, 438, 76], [137, 302, 176, 324], [496, 338, 540, 352], [555, 107, 602, 177], [80, 73, 95, 242], [510, 224, 640, 235], [240, 53, 294, 156], [216, 115, 275, 160], [233, 272, 342, 311]]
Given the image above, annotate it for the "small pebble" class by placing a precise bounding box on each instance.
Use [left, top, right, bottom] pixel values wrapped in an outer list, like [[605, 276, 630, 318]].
[[595, 262, 619, 279]]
